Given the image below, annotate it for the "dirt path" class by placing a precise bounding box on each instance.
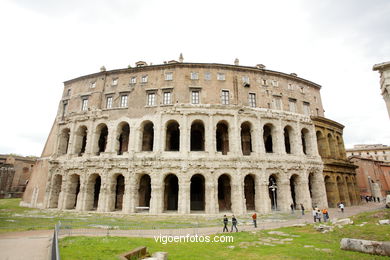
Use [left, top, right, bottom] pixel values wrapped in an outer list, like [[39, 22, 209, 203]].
[[0, 202, 384, 259]]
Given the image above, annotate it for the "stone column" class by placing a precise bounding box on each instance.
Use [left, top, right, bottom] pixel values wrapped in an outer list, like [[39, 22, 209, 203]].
[[155, 114, 162, 153], [85, 121, 95, 156], [296, 175, 312, 210], [292, 123, 302, 155], [231, 115, 239, 156], [178, 178, 190, 214], [181, 114, 189, 155], [275, 120, 284, 154], [206, 115, 215, 156], [341, 179, 351, 206], [77, 175, 87, 211], [277, 174, 291, 211], [150, 174, 163, 214], [57, 176, 67, 210], [231, 174, 245, 215], [123, 174, 135, 213], [257, 120, 265, 155], [205, 177, 217, 214], [105, 123, 116, 154], [67, 122, 77, 156], [97, 174, 109, 212]]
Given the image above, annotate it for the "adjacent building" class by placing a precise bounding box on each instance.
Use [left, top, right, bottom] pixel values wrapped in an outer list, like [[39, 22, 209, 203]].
[[373, 61, 390, 118], [346, 144, 390, 163]]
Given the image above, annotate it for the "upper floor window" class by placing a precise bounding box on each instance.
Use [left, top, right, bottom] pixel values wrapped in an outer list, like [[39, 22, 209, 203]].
[[288, 98, 297, 112], [141, 75, 148, 83], [90, 81, 96, 88], [106, 96, 113, 109], [130, 77, 137, 84], [262, 79, 267, 86], [191, 90, 200, 104], [112, 78, 118, 86], [273, 96, 282, 110], [163, 91, 172, 105], [204, 72, 212, 80], [190, 72, 199, 80], [303, 102, 310, 115], [147, 92, 156, 106], [62, 101, 68, 117], [221, 90, 229, 105], [165, 72, 173, 81], [299, 86, 305, 93], [120, 95, 128, 107], [288, 83, 294, 90], [217, 73, 225, 81], [81, 97, 88, 111], [248, 93, 256, 107], [242, 76, 250, 84], [67, 89, 71, 96], [272, 80, 278, 87]]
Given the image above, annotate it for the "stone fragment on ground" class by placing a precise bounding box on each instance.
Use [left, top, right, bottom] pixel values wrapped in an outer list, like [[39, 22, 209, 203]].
[[267, 231, 290, 236], [315, 224, 333, 233], [340, 238, 390, 256], [378, 219, 389, 225], [333, 218, 353, 225]]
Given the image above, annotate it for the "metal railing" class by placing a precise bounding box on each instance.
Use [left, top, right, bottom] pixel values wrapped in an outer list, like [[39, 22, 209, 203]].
[[51, 222, 60, 260]]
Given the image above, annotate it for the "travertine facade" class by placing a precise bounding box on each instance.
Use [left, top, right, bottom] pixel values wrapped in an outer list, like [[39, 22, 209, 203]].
[[373, 61, 390, 118], [21, 59, 357, 214]]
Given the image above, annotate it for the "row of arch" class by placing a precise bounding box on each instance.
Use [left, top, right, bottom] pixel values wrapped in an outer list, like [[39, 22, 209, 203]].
[[57, 119, 316, 157], [316, 130, 346, 159], [47, 171, 322, 213], [324, 174, 359, 207]]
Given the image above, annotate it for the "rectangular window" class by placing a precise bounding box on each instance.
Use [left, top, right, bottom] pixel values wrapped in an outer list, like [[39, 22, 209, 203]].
[[81, 97, 88, 111], [300, 86, 305, 93], [248, 93, 256, 107], [163, 91, 172, 105], [289, 98, 297, 112], [217, 73, 225, 81], [141, 75, 148, 83], [67, 89, 71, 96], [262, 79, 267, 86], [130, 77, 137, 84], [221, 90, 229, 104], [272, 80, 278, 87], [273, 96, 282, 110], [120, 95, 128, 107], [204, 72, 211, 80], [242, 76, 250, 84], [288, 83, 294, 90], [147, 92, 156, 106], [191, 90, 200, 104], [90, 81, 96, 88], [190, 72, 199, 80], [112, 78, 118, 86], [165, 72, 173, 81], [106, 96, 113, 109], [303, 102, 310, 115], [62, 101, 68, 117]]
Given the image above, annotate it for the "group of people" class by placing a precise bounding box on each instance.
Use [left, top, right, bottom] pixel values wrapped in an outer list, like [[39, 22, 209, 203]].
[[362, 195, 381, 203], [312, 206, 330, 222], [222, 213, 258, 232]]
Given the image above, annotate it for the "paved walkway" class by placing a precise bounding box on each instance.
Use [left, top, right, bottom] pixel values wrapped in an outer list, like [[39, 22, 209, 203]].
[[0, 202, 384, 259]]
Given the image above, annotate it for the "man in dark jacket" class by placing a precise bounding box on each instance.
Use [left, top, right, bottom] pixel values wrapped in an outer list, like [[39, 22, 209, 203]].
[[223, 215, 228, 232], [231, 215, 238, 232]]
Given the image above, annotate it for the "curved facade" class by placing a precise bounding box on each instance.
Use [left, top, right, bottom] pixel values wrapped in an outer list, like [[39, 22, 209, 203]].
[[21, 60, 358, 214]]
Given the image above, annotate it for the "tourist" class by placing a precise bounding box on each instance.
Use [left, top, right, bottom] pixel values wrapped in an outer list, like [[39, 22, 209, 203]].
[[312, 209, 317, 222], [300, 203, 305, 215], [316, 209, 322, 222], [322, 208, 329, 222], [223, 215, 228, 232], [339, 202, 344, 213], [231, 215, 238, 232], [252, 212, 257, 228]]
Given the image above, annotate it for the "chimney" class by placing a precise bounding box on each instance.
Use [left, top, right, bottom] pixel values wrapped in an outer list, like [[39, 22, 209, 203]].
[[234, 58, 239, 66], [179, 53, 184, 63], [100, 66, 106, 72]]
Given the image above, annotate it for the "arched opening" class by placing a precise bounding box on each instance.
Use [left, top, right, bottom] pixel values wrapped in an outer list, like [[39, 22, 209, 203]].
[[138, 174, 151, 207], [218, 174, 231, 211], [346, 177, 355, 205], [290, 175, 298, 208], [141, 121, 154, 151], [117, 122, 130, 155], [316, 131, 327, 157], [49, 175, 62, 208], [190, 120, 205, 151], [165, 121, 180, 151], [190, 174, 205, 211], [241, 122, 252, 156], [58, 128, 70, 155], [324, 176, 336, 208], [263, 124, 274, 153], [336, 176, 346, 205], [65, 174, 80, 209], [301, 128, 310, 155], [85, 174, 101, 211], [114, 175, 125, 210], [164, 174, 179, 211], [268, 175, 278, 210], [327, 134, 336, 158], [95, 124, 108, 155], [216, 121, 229, 155], [75, 126, 87, 156], [308, 173, 313, 199], [284, 126, 292, 154], [336, 136, 345, 159], [244, 174, 255, 210]]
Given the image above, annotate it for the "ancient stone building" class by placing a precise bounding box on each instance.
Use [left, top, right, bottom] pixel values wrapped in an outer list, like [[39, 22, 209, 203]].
[[373, 61, 390, 118], [21, 58, 358, 214], [0, 155, 36, 198]]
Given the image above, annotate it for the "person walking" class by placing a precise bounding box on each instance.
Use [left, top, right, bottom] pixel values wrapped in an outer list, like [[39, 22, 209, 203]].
[[312, 209, 317, 223], [316, 209, 322, 222], [300, 204, 305, 215], [252, 212, 257, 228], [231, 215, 238, 232], [322, 208, 329, 222], [339, 202, 344, 213], [223, 215, 228, 232]]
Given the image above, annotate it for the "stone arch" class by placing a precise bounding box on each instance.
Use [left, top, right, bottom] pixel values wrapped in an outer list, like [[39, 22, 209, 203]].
[[113, 174, 125, 210], [324, 175, 337, 208], [190, 120, 205, 151], [65, 174, 80, 209], [48, 174, 62, 208], [190, 174, 205, 211], [218, 174, 232, 211], [241, 121, 253, 156], [316, 131, 327, 157], [336, 176, 346, 205], [93, 123, 108, 155], [268, 174, 279, 210], [301, 128, 311, 155], [244, 174, 255, 210], [216, 121, 229, 155], [116, 122, 130, 155], [165, 120, 180, 151], [85, 174, 101, 211], [263, 123, 275, 153], [327, 133, 336, 158], [164, 174, 179, 211], [141, 121, 154, 151], [74, 125, 88, 156], [345, 176, 356, 205], [336, 135, 345, 159], [138, 174, 151, 208], [58, 128, 70, 155], [283, 125, 293, 154]]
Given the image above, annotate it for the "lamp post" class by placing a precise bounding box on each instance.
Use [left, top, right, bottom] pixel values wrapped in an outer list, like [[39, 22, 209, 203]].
[[269, 181, 278, 210]]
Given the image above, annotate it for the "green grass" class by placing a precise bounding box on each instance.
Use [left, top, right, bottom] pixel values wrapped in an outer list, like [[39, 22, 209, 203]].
[[0, 199, 294, 233], [59, 208, 390, 260]]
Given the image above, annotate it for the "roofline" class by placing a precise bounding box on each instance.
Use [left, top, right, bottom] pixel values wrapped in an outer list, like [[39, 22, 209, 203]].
[[311, 116, 345, 129], [373, 61, 390, 71], [63, 62, 322, 89]]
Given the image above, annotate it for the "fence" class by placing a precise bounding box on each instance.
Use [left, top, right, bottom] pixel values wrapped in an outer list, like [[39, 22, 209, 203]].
[[51, 222, 60, 260]]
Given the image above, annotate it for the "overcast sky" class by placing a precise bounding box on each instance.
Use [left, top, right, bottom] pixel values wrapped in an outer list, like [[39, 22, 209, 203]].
[[0, 0, 389, 156]]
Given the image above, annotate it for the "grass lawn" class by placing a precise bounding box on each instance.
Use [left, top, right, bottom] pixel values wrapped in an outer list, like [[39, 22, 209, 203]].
[[0, 199, 294, 233], [59, 208, 390, 260]]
